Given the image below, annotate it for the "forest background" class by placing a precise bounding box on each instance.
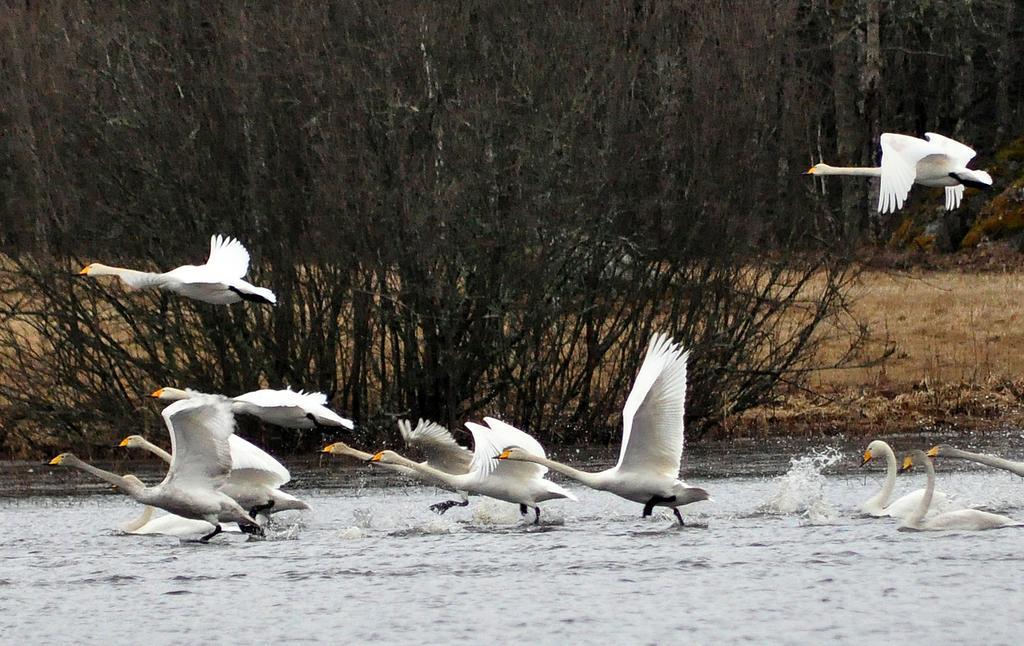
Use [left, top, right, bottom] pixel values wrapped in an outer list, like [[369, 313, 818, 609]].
[[3, 1, 1024, 459]]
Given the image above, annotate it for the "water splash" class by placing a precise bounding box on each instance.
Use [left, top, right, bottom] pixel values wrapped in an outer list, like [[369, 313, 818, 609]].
[[758, 446, 842, 524]]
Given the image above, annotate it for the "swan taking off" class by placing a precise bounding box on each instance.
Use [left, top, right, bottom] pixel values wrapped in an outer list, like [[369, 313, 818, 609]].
[[498, 333, 709, 525], [78, 234, 276, 305], [323, 419, 474, 513], [859, 440, 949, 518], [50, 395, 262, 542], [897, 450, 1021, 531], [152, 386, 353, 429], [806, 132, 992, 213], [367, 417, 577, 524], [120, 431, 309, 519], [928, 444, 1024, 477]]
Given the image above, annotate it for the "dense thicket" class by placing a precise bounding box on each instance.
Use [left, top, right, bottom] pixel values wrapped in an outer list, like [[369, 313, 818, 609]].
[[1, 1, 1021, 457]]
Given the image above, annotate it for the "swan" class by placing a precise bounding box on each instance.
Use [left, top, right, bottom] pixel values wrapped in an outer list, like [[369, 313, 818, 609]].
[[119, 432, 309, 518], [50, 395, 262, 541], [117, 481, 242, 537], [897, 450, 1021, 531], [806, 132, 992, 213], [859, 440, 949, 518], [78, 234, 276, 305], [497, 333, 708, 525], [367, 417, 577, 524], [152, 386, 353, 429], [928, 444, 1024, 477], [322, 418, 474, 513]]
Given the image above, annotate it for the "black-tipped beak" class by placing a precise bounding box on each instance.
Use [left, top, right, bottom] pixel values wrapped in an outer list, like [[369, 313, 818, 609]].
[[859, 457, 870, 468], [897, 465, 910, 474]]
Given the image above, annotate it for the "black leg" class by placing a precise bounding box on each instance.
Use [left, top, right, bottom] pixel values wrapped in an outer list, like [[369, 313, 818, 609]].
[[200, 524, 222, 543], [519, 503, 528, 516], [249, 499, 275, 518], [429, 499, 468, 515], [240, 522, 265, 537], [642, 495, 677, 518], [673, 508, 685, 525], [533, 507, 540, 525]]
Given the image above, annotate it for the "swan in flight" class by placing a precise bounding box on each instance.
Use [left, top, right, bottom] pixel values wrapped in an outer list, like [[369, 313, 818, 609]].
[[117, 479, 242, 537], [119, 432, 309, 519], [323, 418, 473, 513], [51, 395, 262, 541], [806, 132, 992, 213], [78, 234, 276, 305], [152, 386, 353, 429], [368, 417, 577, 524], [928, 445, 1024, 477], [498, 333, 708, 525], [859, 440, 949, 518], [897, 450, 1021, 531]]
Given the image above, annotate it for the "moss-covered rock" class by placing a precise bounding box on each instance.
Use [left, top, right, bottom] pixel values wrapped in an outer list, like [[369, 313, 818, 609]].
[[961, 176, 1024, 248]]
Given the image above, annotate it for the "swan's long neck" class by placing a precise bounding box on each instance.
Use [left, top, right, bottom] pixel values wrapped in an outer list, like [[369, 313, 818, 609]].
[[512, 453, 608, 490], [386, 453, 466, 489], [121, 505, 156, 532], [87, 264, 165, 289], [137, 438, 173, 464], [813, 164, 882, 177], [864, 443, 897, 509], [942, 448, 1024, 477], [66, 456, 146, 499], [330, 443, 374, 462], [907, 457, 936, 528]]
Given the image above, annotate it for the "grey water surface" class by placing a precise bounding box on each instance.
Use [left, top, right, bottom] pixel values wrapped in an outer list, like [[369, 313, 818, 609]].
[[1, 434, 1022, 645]]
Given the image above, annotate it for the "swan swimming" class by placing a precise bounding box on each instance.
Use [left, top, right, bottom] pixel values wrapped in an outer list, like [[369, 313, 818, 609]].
[[498, 333, 708, 524], [928, 444, 1024, 477], [323, 418, 473, 513], [368, 417, 577, 524], [806, 132, 992, 213], [79, 234, 276, 305], [51, 395, 262, 542], [152, 386, 353, 429], [859, 440, 949, 518], [897, 450, 1021, 531]]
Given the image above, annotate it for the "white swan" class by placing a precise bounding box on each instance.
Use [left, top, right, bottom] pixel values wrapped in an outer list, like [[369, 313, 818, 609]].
[[117, 481, 242, 537], [498, 333, 708, 524], [151, 386, 353, 429], [928, 444, 1024, 477], [859, 440, 949, 518], [323, 418, 474, 513], [50, 395, 261, 541], [897, 450, 1021, 531], [119, 432, 309, 518], [368, 417, 577, 524], [79, 234, 276, 305], [806, 132, 992, 213]]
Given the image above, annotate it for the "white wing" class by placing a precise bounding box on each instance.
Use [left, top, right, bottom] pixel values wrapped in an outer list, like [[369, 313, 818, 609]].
[[924, 132, 977, 167], [225, 434, 290, 488], [878, 133, 942, 214], [944, 185, 964, 210], [616, 334, 689, 477], [203, 234, 251, 280], [234, 388, 328, 408], [466, 418, 546, 482], [399, 418, 473, 474], [160, 395, 235, 488]]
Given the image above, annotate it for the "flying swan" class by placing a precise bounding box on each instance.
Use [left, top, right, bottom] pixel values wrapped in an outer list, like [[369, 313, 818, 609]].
[[50, 395, 262, 542], [79, 234, 276, 305], [117, 478, 243, 537], [498, 333, 708, 525], [152, 386, 353, 429], [806, 132, 992, 213], [897, 450, 1020, 531], [323, 418, 473, 513], [119, 431, 309, 519], [928, 444, 1024, 477], [859, 440, 949, 518], [367, 417, 577, 524]]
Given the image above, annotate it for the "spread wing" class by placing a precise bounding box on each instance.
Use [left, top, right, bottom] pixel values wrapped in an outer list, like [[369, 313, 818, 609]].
[[399, 419, 473, 474], [225, 434, 290, 488], [467, 417, 546, 482], [202, 234, 251, 280], [233, 388, 329, 408], [945, 185, 964, 210], [616, 333, 689, 478], [160, 395, 235, 489], [878, 133, 942, 214], [924, 132, 977, 167]]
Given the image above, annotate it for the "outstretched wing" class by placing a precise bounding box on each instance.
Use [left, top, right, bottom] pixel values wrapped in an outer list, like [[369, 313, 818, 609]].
[[944, 185, 964, 210], [203, 234, 251, 280], [399, 419, 473, 474], [924, 132, 977, 168], [233, 388, 352, 428], [225, 434, 290, 488], [467, 418, 546, 482], [616, 333, 689, 478], [878, 133, 942, 214], [161, 395, 235, 489]]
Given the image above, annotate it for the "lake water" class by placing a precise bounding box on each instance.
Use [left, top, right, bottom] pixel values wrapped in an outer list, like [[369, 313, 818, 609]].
[[1, 435, 1022, 644]]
